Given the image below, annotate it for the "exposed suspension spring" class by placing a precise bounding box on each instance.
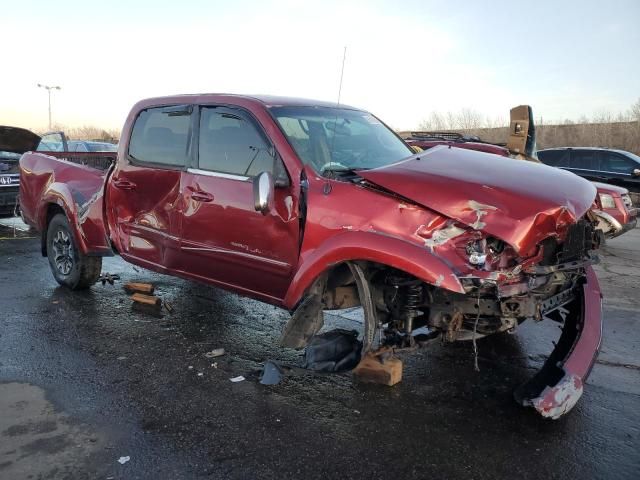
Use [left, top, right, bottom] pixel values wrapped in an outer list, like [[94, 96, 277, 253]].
[[404, 283, 422, 333]]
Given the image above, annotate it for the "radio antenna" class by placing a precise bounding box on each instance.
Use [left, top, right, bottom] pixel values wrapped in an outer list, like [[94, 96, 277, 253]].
[[326, 46, 347, 175], [337, 46, 347, 105]]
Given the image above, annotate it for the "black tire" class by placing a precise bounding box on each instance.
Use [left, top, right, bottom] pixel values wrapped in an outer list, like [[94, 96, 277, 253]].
[[46, 213, 102, 289]]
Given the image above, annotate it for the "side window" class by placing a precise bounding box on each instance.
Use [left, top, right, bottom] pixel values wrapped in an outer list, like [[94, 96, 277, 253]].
[[570, 150, 598, 170], [128, 105, 191, 167], [198, 107, 273, 177], [600, 152, 636, 173], [538, 150, 569, 167]]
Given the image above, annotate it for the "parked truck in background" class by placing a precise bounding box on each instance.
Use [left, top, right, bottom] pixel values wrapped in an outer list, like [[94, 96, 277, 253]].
[[20, 94, 604, 419]]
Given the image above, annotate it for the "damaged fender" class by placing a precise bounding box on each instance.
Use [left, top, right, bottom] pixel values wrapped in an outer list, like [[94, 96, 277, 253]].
[[19, 153, 112, 256], [283, 230, 464, 310]]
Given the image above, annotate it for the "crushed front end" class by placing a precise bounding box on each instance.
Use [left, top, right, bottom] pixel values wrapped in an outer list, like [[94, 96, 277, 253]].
[[370, 214, 603, 419]]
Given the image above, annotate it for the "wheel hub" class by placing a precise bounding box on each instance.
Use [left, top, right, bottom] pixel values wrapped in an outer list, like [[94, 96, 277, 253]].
[[52, 230, 73, 275]]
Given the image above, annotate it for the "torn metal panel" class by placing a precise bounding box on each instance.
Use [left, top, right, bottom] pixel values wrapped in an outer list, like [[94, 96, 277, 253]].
[[420, 223, 466, 249], [466, 200, 498, 230]]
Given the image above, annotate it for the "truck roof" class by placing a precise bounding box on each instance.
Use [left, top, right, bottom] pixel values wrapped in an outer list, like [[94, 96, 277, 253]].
[[133, 93, 361, 111]]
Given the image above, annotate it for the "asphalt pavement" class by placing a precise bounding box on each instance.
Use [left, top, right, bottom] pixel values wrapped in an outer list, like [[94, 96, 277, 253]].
[[0, 217, 638, 479]]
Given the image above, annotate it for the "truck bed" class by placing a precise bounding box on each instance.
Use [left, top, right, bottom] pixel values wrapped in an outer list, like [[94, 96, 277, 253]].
[[19, 151, 114, 256]]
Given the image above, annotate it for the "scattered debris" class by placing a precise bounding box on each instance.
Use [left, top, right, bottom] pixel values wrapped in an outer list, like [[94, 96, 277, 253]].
[[260, 361, 285, 385], [117, 356, 127, 361], [197, 372, 204, 377], [164, 300, 174, 313], [353, 351, 403, 386], [204, 348, 225, 359], [117, 456, 130, 465], [98, 273, 120, 286], [230, 376, 245, 383], [124, 282, 154, 294], [303, 329, 362, 373], [188, 366, 194, 370], [131, 292, 161, 306]]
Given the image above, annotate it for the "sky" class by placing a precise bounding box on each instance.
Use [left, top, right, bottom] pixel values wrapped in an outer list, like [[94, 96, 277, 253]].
[[1, 0, 639, 132]]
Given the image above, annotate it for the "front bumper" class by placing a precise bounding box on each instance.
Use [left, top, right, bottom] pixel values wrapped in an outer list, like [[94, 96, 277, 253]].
[[514, 266, 602, 419]]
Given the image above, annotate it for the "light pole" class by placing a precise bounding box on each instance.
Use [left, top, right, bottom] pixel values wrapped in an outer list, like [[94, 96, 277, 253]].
[[37, 83, 61, 130]]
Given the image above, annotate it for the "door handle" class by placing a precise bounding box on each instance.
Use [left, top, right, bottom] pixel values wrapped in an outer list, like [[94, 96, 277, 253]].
[[190, 190, 214, 203], [113, 179, 137, 190]]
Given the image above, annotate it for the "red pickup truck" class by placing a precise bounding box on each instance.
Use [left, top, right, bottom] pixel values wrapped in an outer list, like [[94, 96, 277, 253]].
[[20, 94, 603, 419]]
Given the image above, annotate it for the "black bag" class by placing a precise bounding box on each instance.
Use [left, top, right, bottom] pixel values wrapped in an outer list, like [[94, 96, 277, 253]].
[[303, 329, 362, 373]]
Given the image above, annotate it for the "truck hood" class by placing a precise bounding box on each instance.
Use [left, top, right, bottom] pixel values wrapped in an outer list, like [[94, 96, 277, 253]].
[[358, 145, 597, 255], [0, 126, 41, 154]]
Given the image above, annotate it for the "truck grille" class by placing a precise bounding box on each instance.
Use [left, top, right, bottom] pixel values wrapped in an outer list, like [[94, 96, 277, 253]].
[[557, 219, 596, 263]]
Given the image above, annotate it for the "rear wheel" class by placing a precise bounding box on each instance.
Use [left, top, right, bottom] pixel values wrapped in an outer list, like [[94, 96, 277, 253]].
[[46, 214, 101, 289]]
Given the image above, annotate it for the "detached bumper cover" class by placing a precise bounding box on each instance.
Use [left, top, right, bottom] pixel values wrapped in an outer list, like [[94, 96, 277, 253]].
[[514, 266, 602, 419]]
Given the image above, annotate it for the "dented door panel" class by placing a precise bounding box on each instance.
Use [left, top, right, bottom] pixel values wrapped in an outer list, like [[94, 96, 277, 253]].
[[106, 164, 182, 268]]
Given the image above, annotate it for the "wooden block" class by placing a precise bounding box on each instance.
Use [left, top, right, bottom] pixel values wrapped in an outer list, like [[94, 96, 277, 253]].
[[124, 282, 155, 294], [131, 293, 161, 306], [353, 353, 403, 386]]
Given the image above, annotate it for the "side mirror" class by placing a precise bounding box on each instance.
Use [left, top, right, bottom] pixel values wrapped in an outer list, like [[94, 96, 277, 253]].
[[253, 171, 274, 214], [633, 168, 640, 177]]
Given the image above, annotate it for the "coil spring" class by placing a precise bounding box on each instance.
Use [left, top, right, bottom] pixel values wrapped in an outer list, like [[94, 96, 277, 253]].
[[404, 283, 422, 333], [405, 283, 421, 313]]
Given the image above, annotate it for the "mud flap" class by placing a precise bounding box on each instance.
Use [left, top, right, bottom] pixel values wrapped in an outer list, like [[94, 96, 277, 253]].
[[280, 294, 324, 349], [514, 267, 602, 419]]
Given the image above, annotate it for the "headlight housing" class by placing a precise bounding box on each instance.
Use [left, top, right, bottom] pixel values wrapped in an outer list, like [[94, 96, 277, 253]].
[[599, 193, 616, 209]]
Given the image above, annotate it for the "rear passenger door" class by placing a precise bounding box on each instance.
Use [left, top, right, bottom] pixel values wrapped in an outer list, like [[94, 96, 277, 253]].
[[178, 105, 299, 301], [107, 104, 192, 269]]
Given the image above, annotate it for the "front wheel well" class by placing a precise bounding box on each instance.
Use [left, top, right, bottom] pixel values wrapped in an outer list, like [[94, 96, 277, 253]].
[[41, 204, 66, 257]]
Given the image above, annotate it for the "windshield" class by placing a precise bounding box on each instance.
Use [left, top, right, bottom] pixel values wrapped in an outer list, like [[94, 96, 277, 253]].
[[271, 106, 413, 174]]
